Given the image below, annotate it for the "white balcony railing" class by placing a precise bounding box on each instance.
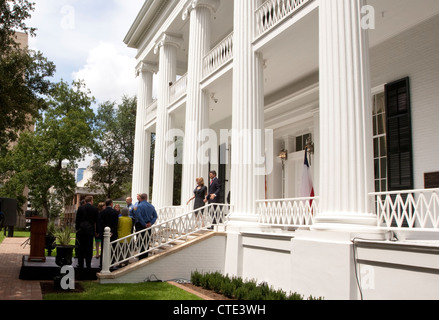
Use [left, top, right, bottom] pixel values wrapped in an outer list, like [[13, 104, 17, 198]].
[[255, 0, 311, 37], [371, 189, 439, 230], [146, 100, 157, 123], [203, 31, 234, 78], [257, 197, 318, 227], [169, 73, 188, 105]]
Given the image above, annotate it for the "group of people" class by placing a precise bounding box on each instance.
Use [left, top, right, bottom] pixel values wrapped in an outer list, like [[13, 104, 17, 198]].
[[75, 193, 157, 269], [74, 171, 222, 269]]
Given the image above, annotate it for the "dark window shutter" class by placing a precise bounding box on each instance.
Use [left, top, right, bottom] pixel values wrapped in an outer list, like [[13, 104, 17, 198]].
[[385, 77, 413, 191]]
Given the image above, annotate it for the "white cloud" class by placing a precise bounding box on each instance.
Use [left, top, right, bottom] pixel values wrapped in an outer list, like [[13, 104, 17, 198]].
[[27, 0, 142, 95], [72, 41, 137, 104]]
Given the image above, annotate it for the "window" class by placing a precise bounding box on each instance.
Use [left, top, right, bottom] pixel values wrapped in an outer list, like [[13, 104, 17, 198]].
[[372, 91, 388, 192], [296, 133, 311, 152]]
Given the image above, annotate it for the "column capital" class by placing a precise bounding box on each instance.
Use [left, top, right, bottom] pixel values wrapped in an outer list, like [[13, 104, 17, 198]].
[[135, 61, 158, 77], [154, 33, 183, 55], [182, 0, 220, 20]]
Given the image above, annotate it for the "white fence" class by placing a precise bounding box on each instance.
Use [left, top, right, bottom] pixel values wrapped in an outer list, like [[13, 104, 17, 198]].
[[370, 189, 439, 230], [101, 204, 231, 273], [257, 197, 318, 227]]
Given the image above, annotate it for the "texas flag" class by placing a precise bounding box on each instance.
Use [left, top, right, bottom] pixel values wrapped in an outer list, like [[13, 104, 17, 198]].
[[301, 147, 315, 207]]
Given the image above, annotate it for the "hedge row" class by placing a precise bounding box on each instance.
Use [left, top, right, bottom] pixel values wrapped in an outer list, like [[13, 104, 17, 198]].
[[190, 271, 323, 300]]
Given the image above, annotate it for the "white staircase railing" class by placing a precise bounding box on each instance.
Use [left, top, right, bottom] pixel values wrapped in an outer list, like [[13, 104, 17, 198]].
[[156, 206, 185, 223], [101, 204, 231, 273]]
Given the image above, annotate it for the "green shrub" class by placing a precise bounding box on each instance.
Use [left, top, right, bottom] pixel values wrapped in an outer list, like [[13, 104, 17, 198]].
[[222, 281, 235, 298], [191, 270, 202, 287], [209, 272, 223, 293], [189, 271, 321, 300]]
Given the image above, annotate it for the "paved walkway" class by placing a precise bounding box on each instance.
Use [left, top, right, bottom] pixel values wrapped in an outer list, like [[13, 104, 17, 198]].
[[0, 238, 43, 300]]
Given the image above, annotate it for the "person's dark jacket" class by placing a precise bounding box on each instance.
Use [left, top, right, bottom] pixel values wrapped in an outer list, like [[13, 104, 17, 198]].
[[207, 177, 221, 204], [75, 203, 98, 237], [98, 206, 119, 241]]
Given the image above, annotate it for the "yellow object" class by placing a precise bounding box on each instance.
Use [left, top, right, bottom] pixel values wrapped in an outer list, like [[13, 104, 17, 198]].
[[118, 216, 133, 243]]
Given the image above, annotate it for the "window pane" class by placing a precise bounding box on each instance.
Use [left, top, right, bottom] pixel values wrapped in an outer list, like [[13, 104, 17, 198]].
[[374, 138, 379, 158], [375, 159, 380, 179], [296, 136, 302, 152], [381, 179, 387, 192], [373, 116, 378, 136], [381, 158, 387, 179], [380, 136, 387, 157], [376, 92, 385, 114], [377, 113, 386, 135]]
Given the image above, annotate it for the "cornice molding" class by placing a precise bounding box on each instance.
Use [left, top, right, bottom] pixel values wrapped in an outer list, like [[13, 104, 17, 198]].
[[182, 0, 220, 20]]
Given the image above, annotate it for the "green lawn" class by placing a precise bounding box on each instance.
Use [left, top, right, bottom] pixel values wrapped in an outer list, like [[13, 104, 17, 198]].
[[0, 230, 29, 244], [43, 281, 204, 300]]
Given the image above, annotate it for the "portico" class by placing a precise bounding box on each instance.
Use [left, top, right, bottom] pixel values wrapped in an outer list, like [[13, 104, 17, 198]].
[[123, 0, 439, 299]]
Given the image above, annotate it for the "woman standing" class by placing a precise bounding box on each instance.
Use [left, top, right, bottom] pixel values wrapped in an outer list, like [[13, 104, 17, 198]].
[[187, 178, 208, 225]]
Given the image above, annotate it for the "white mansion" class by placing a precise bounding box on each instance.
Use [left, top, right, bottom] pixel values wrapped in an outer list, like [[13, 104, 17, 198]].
[[98, 0, 439, 300]]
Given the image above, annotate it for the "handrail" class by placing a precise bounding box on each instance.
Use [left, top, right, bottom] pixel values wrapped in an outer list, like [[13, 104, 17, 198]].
[[101, 203, 231, 273]]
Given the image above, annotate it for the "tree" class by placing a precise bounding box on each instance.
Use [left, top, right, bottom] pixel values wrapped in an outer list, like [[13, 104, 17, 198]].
[[86, 96, 136, 200], [0, 0, 56, 150], [0, 80, 96, 218]]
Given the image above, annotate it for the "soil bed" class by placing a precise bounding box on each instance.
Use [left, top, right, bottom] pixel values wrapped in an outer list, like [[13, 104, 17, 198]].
[[178, 283, 236, 300]]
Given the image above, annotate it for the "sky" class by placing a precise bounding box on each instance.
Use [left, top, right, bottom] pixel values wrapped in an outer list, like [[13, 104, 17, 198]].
[[26, 0, 145, 169], [27, 0, 144, 105]]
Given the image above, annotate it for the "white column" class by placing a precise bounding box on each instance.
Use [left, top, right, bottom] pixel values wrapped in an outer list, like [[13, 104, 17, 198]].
[[152, 34, 182, 209], [132, 62, 156, 199], [316, 0, 375, 229], [181, 0, 219, 205], [230, 0, 265, 218]]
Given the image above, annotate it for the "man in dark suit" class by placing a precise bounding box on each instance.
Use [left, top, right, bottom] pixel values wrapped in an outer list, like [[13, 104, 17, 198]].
[[206, 170, 221, 227], [98, 199, 119, 267], [99, 199, 119, 242], [75, 196, 98, 269]]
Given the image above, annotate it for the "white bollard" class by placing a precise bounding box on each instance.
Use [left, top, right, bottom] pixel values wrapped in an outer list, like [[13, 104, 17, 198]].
[[101, 227, 111, 274]]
